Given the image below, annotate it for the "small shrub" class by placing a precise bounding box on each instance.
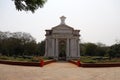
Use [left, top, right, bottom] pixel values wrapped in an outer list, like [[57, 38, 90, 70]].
[[0, 56, 9, 60]]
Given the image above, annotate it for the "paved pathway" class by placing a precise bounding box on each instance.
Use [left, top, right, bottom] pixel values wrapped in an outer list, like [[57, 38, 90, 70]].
[[0, 62, 120, 80]]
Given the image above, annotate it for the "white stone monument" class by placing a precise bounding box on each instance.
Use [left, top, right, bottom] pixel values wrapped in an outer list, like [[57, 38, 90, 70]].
[[44, 16, 80, 60]]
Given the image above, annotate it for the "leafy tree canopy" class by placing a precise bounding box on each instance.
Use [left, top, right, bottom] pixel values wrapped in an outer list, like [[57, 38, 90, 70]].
[[12, 0, 47, 13]]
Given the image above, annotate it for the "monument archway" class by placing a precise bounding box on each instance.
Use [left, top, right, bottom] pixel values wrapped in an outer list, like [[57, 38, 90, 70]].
[[58, 39, 66, 60], [44, 16, 80, 60]]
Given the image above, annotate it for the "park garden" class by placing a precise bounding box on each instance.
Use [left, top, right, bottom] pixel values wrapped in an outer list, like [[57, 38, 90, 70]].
[[0, 31, 120, 63]]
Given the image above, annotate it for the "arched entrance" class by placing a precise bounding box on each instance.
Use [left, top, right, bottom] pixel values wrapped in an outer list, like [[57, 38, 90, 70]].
[[58, 39, 66, 61]]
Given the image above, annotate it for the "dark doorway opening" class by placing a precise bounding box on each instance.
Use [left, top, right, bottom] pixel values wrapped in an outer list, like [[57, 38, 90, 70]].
[[58, 39, 66, 61]]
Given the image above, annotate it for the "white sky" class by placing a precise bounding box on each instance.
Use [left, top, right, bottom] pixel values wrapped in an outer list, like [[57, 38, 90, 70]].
[[0, 0, 120, 46]]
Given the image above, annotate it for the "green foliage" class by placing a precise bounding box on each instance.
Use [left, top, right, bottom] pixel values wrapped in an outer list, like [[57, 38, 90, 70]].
[[0, 55, 33, 62], [80, 43, 108, 56], [107, 43, 120, 59], [0, 56, 9, 60], [0, 31, 37, 56], [84, 43, 97, 56], [12, 0, 47, 13], [36, 40, 45, 56], [0, 31, 47, 58]]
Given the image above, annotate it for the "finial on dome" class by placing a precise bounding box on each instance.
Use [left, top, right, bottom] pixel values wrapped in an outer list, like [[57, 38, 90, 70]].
[[60, 16, 66, 24]]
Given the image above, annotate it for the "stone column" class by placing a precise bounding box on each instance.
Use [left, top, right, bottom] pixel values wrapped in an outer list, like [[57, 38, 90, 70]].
[[77, 39, 80, 57], [52, 39, 55, 57], [70, 38, 78, 58], [55, 38, 59, 60], [44, 39, 48, 57], [66, 38, 70, 59]]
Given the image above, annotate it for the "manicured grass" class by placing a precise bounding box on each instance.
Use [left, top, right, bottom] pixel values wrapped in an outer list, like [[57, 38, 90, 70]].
[[0, 56, 35, 62], [0, 56, 53, 62], [80, 57, 96, 63]]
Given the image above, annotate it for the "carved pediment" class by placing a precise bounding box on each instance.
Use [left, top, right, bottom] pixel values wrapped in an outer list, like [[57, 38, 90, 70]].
[[52, 24, 73, 34], [52, 24, 73, 30], [52, 24, 74, 34]]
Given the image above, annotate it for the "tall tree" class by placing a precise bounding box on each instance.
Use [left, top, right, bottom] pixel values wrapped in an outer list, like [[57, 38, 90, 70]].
[[83, 43, 97, 56], [0, 31, 37, 56], [80, 42, 108, 56], [36, 40, 45, 56], [108, 43, 120, 58], [12, 0, 47, 13]]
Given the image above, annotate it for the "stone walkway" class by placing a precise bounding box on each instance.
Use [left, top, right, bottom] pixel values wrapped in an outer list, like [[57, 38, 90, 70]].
[[0, 62, 120, 80]]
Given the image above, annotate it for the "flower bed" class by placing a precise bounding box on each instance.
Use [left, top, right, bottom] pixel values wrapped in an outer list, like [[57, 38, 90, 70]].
[[0, 60, 39, 66], [0, 59, 56, 67], [68, 60, 120, 67]]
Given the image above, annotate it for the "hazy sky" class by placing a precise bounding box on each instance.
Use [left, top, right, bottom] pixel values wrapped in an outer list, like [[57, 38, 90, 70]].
[[0, 0, 120, 46]]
